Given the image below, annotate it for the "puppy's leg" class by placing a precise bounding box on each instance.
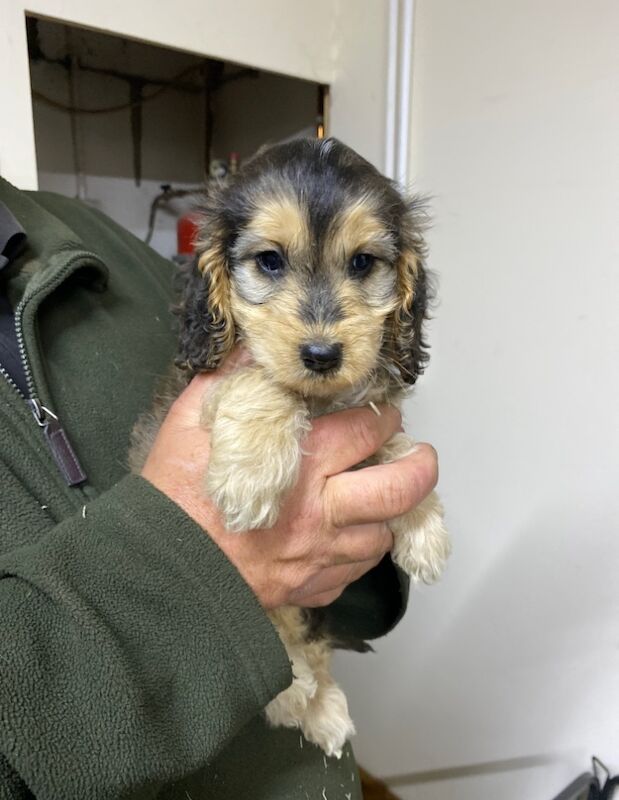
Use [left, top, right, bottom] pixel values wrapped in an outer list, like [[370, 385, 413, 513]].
[[202, 367, 310, 531], [265, 607, 355, 759], [265, 608, 317, 729], [298, 639, 355, 758], [378, 432, 451, 583]]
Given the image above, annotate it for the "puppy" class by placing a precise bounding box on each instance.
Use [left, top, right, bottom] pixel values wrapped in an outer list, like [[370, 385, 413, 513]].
[[131, 137, 450, 758]]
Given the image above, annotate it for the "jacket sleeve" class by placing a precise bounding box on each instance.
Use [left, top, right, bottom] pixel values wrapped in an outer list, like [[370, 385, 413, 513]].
[[0, 475, 291, 800]]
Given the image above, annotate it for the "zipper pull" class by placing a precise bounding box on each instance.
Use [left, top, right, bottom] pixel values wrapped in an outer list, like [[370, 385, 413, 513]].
[[28, 398, 87, 487]]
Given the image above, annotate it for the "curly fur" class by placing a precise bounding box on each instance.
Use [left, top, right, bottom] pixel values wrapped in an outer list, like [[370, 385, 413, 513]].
[[132, 137, 450, 758]]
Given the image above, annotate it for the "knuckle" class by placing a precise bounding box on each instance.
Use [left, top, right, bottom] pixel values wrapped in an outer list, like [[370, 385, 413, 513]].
[[282, 566, 306, 598], [413, 463, 437, 502], [347, 411, 381, 456], [315, 551, 333, 571], [324, 483, 348, 529], [380, 474, 412, 517], [414, 443, 439, 485], [362, 525, 391, 561], [346, 405, 400, 454], [343, 563, 359, 585], [379, 524, 394, 553]]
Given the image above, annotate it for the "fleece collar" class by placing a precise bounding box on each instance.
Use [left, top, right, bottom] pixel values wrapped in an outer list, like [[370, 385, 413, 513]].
[[0, 178, 108, 303], [0, 178, 109, 412]]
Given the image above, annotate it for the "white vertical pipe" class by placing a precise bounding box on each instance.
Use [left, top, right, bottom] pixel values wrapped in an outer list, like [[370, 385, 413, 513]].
[[384, 0, 399, 179], [396, 0, 414, 186]]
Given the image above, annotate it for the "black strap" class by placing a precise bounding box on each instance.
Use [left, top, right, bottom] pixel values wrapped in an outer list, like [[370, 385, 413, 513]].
[[0, 201, 29, 395], [600, 776, 619, 800], [0, 295, 28, 396], [0, 201, 26, 272]]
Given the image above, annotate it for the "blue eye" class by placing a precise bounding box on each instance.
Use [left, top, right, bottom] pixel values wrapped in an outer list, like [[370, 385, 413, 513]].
[[256, 250, 284, 274], [350, 253, 375, 277]]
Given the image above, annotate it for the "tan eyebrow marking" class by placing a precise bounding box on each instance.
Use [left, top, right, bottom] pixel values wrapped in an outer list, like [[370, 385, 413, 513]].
[[246, 194, 309, 256], [326, 195, 396, 262]]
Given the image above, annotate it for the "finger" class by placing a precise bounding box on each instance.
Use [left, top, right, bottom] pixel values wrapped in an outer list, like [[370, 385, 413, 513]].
[[307, 405, 402, 475], [325, 443, 438, 527], [289, 557, 383, 605], [302, 588, 345, 608], [332, 523, 393, 564], [300, 558, 383, 607]]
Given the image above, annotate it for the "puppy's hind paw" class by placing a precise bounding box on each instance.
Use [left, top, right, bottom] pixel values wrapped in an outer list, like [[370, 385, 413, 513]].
[[300, 683, 356, 759], [265, 672, 318, 730]]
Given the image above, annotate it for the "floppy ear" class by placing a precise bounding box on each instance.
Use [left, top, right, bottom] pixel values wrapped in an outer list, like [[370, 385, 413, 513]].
[[175, 210, 236, 372], [391, 201, 433, 385]]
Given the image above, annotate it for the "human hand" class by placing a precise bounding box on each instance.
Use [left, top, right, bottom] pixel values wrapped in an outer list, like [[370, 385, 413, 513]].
[[141, 355, 439, 610]]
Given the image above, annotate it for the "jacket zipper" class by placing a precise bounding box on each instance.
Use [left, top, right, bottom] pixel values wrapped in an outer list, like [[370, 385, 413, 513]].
[[0, 297, 87, 487]]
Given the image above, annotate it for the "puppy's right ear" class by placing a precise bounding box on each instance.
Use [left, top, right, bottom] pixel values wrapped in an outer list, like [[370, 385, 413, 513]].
[[176, 203, 236, 372]]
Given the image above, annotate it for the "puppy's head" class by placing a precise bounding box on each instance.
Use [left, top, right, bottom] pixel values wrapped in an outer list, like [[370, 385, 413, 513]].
[[177, 138, 431, 397]]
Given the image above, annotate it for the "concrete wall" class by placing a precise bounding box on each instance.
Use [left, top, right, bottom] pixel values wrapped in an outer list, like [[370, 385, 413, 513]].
[[0, 0, 390, 188], [336, 1, 619, 798], [29, 19, 318, 257], [1, 1, 390, 259]]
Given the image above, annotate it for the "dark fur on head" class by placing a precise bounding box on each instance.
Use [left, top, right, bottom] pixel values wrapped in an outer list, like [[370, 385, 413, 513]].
[[176, 137, 432, 393]]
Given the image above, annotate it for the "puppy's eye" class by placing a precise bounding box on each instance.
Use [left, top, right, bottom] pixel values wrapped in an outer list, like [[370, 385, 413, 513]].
[[256, 250, 284, 275], [350, 253, 375, 277]]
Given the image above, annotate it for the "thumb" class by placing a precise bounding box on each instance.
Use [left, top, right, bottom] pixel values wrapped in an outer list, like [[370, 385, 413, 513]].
[[173, 346, 253, 421]]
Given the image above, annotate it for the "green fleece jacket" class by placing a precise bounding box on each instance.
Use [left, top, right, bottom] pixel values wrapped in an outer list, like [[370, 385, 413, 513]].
[[0, 178, 408, 800]]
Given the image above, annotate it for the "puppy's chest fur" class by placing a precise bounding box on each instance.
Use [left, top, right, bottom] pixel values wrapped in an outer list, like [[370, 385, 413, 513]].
[[305, 369, 406, 417]]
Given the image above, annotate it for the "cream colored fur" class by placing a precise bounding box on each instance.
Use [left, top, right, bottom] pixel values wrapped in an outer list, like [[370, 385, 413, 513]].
[[200, 367, 450, 758], [264, 607, 355, 758], [376, 432, 450, 583], [131, 140, 452, 758], [201, 367, 311, 531]]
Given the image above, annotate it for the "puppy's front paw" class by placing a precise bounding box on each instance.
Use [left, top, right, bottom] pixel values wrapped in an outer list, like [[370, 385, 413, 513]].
[[206, 459, 293, 531], [202, 370, 310, 531], [391, 490, 451, 583]]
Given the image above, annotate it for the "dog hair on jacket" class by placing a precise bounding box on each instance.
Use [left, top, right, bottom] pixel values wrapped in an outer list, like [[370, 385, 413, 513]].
[[130, 137, 450, 758]]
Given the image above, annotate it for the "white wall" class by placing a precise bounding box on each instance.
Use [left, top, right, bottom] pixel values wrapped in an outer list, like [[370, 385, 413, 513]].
[[336, 1, 619, 798]]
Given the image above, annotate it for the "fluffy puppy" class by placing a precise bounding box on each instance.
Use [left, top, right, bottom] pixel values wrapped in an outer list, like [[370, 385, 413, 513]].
[[132, 137, 450, 758]]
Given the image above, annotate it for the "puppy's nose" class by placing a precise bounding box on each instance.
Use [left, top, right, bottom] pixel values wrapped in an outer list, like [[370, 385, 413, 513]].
[[300, 342, 342, 373]]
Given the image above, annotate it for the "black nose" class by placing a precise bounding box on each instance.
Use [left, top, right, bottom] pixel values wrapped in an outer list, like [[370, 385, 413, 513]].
[[300, 342, 342, 373]]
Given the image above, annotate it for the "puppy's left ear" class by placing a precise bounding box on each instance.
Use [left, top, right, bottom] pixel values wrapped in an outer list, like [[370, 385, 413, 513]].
[[391, 199, 433, 385], [175, 199, 236, 371]]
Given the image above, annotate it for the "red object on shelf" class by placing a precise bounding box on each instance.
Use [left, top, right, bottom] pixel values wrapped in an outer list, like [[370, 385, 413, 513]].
[[177, 212, 201, 255]]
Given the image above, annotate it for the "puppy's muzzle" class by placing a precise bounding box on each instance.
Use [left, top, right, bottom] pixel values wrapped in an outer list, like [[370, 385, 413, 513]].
[[300, 342, 342, 374]]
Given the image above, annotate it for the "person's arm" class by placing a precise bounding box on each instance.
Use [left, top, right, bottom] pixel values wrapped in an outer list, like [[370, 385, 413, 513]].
[[0, 473, 289, 800]]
